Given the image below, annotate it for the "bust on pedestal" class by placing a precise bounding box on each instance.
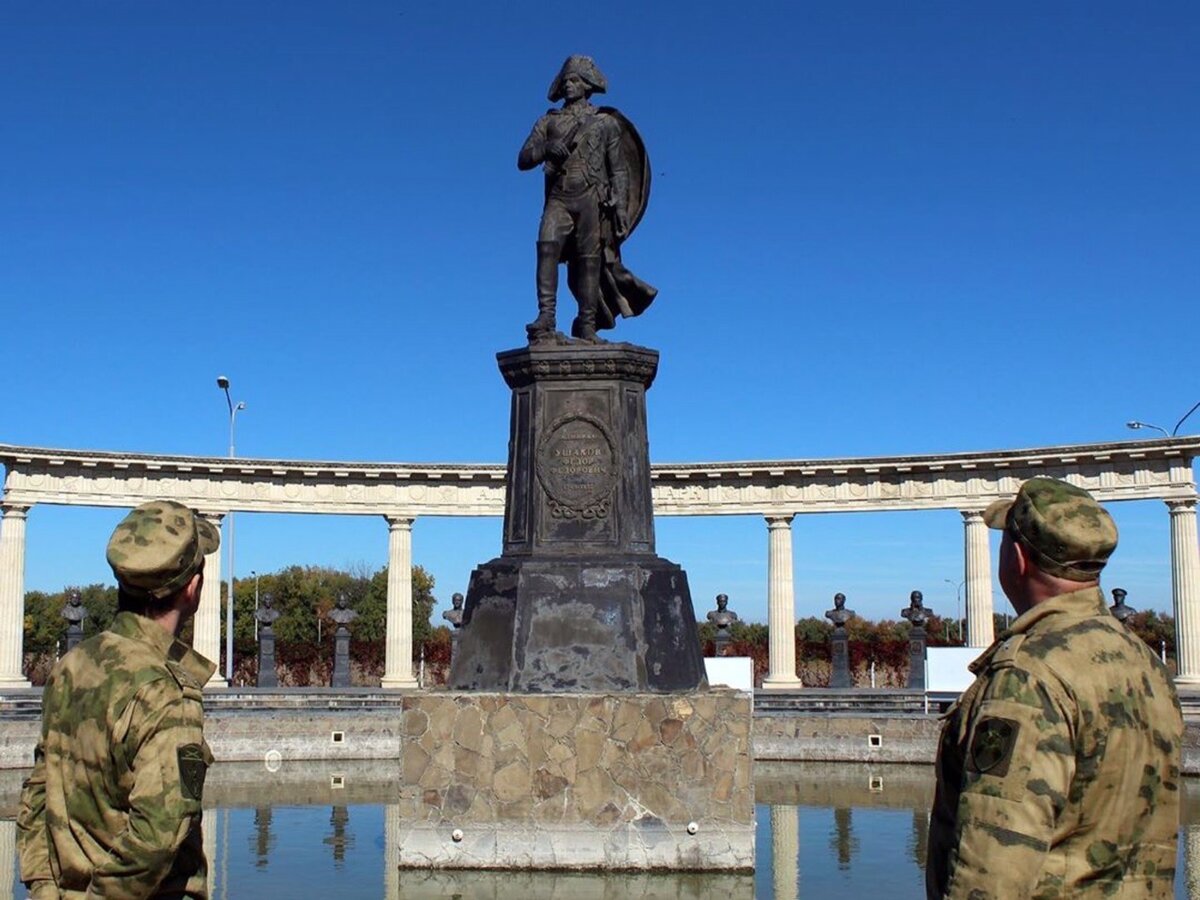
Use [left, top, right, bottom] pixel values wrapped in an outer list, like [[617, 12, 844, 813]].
[[255, 593, 281, 688], [901, 590, 932, 690], [707, 593, 740, 657], [825, 592, 854, 688], [61, 590, 88, 654], [443, 592, 465, 665], [328, 594, 358, 688]]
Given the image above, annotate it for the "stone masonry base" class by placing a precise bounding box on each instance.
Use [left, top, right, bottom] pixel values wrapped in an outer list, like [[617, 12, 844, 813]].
[[395, 690, 754, 870]]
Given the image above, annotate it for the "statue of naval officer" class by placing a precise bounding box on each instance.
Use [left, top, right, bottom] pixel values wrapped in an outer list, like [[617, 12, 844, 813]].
[[518, 55, 656, 344]]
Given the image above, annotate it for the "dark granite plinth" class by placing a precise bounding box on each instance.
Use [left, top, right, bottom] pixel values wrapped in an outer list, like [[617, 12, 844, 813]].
[[450, 343, 707, 693], [450, 555, 706, 692], [257, 631, 278, 688], [332, 629, 352, 688], [907, 630, 927, 690], [830, 633, 851, 688]]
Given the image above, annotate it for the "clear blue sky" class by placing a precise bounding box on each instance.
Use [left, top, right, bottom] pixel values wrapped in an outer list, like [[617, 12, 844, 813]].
[[3, 2, 1197, 625]]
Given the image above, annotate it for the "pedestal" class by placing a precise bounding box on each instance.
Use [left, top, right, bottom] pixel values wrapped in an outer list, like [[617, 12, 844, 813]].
[[332, 628, 352, 688], [450, 343, 707, 693], [257, 629, 278, 688], [65, 623, 84, 653], [830, 631, 851, 688], [395, 690, 753, 870], [907, 629, 927, 690]]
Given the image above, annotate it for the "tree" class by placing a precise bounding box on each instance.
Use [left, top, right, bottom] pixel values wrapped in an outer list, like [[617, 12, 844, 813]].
[[23, 584, 117, 656]]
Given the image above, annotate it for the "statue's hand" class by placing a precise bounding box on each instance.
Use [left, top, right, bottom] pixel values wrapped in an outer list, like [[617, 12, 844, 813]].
[[546, 140, 570, 164], [613, 207, 629, 239]]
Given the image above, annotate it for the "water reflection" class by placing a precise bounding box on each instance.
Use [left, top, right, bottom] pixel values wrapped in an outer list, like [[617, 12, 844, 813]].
[[3, 760, 1200, 898]]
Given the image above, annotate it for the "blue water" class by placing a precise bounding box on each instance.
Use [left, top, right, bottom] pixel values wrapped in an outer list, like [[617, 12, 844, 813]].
[[7, 762, 1197, 899]]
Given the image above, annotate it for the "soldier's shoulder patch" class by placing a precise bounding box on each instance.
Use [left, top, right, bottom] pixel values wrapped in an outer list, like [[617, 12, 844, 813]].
[[177, 743, 208, 801], [969, 716, 1020, 777]]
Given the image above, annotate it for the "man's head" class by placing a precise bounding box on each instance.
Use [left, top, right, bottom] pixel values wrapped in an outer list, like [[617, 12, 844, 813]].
[[985, 477, 1118, 611], [106, 501, 219, 616], [547, 55, 607, 103]]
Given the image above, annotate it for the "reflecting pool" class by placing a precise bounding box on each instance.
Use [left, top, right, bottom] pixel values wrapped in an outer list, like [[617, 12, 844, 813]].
[[3, 760, 1198, 898]]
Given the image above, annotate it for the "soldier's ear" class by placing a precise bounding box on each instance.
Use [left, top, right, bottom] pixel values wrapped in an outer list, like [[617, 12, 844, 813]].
[[1011, 537, 1031, 578], [181, 571, 203, 610]]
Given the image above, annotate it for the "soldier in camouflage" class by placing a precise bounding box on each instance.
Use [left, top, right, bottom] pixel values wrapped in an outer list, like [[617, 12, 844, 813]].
[[17, 501, 218, 899], [927, 478, 1182, 898]]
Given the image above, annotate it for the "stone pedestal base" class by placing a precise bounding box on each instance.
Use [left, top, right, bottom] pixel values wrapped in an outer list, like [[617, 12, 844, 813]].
[[332, 630, 352, 688], [449, 555, 708, 692], [396, 690, 754, 871], [907, 632, 927, 690], [830, 634, 851, 688], [257, 632, 277, 688]]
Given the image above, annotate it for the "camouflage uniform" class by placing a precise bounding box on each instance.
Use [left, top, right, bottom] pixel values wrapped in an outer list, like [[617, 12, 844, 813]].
[[927, 479, 1183, 899], [17, 501, 218, 900]]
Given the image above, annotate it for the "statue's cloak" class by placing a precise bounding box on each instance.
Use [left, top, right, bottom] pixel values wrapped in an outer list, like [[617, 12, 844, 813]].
[[597, 106, 656, 330]]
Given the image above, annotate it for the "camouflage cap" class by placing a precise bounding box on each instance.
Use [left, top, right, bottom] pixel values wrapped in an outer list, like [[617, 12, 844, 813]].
[[983, 477, 1118, 581], [106, 501, 219, 600]]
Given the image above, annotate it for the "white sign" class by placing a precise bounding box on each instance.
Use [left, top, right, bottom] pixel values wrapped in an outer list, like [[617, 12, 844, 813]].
[[704, 657, 754, 691], [925, 647, 983, 693]]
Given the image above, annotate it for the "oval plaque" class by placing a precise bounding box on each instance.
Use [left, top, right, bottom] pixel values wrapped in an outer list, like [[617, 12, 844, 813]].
[[536, 415, 617, 514]]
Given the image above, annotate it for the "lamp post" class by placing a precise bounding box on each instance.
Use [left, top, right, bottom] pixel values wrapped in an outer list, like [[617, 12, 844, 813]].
[[944, 578, 964, 642], [251, 570, 259, 640], [1126, 400, 1200, 439], [217, 375, 246, 683]]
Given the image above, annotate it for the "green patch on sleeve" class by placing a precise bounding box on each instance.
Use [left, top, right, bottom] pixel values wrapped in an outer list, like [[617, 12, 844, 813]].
[[177, 744, 208, 801], [970, 717, 1020, 777]]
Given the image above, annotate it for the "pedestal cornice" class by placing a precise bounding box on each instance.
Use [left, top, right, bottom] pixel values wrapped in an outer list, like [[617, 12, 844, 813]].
[[496, 342, 660, 389]]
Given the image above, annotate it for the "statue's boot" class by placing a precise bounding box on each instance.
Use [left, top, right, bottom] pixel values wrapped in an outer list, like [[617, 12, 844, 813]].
[[526, 241, 560, 341], [571, 254, 607, 343]]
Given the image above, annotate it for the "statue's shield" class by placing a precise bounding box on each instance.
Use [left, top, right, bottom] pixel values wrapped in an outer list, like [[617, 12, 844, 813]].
[[598, 106, 651, 241]]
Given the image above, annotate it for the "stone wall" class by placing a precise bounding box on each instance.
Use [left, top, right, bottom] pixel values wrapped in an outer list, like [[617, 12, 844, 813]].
[[395, 690, 754, 870], [753, 714, 942, 764]]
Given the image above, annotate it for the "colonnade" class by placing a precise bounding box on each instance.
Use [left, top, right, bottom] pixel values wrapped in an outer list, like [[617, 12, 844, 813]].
[[757, 498, 1200, 687], [2, 438, 1199, 690]]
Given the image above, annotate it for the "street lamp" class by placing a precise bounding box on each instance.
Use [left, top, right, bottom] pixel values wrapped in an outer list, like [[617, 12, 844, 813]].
[[251, 570, 259, 640], [1126, 400, 1200, 439], [944, 578, 964, 641], [217, 375, 246, 683]]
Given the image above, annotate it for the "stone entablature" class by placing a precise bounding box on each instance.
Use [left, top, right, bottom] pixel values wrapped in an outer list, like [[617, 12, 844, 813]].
[[2, 438, 1197, 517], [650, 440, 1200, 515]]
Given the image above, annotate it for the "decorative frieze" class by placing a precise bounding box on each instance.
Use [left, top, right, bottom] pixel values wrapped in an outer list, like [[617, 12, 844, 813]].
[[2, 439, 1196, 519]]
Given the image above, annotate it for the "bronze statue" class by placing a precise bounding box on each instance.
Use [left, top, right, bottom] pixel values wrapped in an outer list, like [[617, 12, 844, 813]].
[[518, 55, 656, 344], [1109, 587, 1135, 623], [443, 592, 465, 630], [825, 592, 853, 630], [255, 593, 281, 631], [902, 590, 931, 630]]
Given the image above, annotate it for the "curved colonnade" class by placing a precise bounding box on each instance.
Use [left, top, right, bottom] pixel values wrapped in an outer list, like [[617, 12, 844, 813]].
[[2, 437, 1198, 689]]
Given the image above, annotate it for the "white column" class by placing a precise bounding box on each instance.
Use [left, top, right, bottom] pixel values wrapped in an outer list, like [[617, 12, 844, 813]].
[[0, 817, 15, 900], [384, 802, 400, 899], [762, 514, 801, 690], [770, 805, 799, 900], [202, 808, 217, 898], [1169, 498, 1200, 684], [195, 513, 226, 687], [0, 504, 32, 688], [962, 510, 995, 648], [381, 516, 417, 689]]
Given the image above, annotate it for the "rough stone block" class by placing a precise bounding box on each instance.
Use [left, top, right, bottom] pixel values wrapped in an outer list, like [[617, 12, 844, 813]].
[[396, 689, 754, 871]]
